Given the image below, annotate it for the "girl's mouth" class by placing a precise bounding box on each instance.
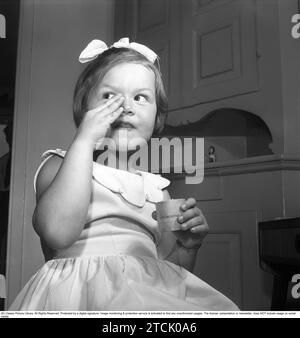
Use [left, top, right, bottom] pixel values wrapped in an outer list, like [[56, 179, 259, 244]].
[[112, 121, 135, 129]]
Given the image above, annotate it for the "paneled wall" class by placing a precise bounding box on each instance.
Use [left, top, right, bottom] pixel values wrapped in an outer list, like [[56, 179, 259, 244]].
[[116, 0, 300, 156], [181, 0, 259, 105]]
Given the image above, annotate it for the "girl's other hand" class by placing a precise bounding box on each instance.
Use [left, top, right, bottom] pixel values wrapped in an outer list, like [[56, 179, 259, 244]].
[[75, 94, 125, 148], [175, 197, 209, 249]]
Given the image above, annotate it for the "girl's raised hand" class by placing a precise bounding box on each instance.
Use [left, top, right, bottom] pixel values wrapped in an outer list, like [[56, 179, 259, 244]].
[[76, 94, 125, 149], [174, 198, 209, 250]]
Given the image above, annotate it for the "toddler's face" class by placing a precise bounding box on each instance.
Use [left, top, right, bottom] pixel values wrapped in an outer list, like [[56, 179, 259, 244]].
[[88, 62, 157, 151]]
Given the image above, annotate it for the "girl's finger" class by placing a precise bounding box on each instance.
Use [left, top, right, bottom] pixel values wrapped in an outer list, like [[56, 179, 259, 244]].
[[89, 94, 124, 115], [180, 216, 204, 230], [103, 96, 125, 116], [180, 197, 196, 211], [190, 223, 209, 235], [177, 207, 200, 223], [108, 106, 124, 123]]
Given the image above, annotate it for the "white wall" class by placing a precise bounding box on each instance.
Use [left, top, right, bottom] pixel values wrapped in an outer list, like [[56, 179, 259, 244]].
[[6, 0, 114, 307]]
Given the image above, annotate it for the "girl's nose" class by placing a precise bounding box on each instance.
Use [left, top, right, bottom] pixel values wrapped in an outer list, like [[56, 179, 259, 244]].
[[122, 97, 134, 115]]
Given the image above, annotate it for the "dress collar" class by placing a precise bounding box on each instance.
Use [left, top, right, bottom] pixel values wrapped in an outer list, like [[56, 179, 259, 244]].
[[92, 161, 170, 207], [41, 149, 170, 208]]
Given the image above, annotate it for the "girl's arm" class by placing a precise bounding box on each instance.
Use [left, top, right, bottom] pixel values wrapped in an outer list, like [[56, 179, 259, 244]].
[[33, 138, 94, 250], [156, 190, 208, 272], [33, 94, 125, 250]]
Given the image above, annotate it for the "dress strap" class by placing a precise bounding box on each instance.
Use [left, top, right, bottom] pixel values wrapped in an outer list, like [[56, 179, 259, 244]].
[[33, 149, 66, 193]]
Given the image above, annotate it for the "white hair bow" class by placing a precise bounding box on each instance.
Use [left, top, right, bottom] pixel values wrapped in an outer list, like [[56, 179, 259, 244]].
[[79, 37, 158, 64]]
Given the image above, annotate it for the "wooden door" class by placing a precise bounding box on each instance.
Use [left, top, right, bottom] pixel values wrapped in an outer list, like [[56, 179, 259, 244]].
[[181, 0, 259, 105]]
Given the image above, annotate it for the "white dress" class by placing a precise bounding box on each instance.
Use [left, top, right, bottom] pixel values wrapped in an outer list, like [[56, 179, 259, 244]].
[[9, 149, 239, 311]]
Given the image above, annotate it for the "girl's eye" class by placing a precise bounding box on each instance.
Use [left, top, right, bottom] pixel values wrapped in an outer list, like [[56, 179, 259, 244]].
[[134, 94, 148, 103], [103, 93, 115, 100]]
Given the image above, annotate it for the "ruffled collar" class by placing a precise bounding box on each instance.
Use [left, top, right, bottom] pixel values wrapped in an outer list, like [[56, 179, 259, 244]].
[[43, 149, 170, 208], [92, 161, 170, 207]]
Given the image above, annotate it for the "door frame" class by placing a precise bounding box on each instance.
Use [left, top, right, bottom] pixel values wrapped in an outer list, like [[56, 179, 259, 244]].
[[5, 0, 35, 309]]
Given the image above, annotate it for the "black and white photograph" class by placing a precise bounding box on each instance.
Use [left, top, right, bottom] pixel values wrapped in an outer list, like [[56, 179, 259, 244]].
[[0, 0, 299, 319]]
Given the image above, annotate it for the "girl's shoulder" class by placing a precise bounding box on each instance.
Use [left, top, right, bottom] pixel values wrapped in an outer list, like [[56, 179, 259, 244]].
[[34, 149, 65, 198]]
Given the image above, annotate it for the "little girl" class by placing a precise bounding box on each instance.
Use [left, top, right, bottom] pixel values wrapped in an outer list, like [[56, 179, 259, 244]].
[[9, 38, 238, 311]]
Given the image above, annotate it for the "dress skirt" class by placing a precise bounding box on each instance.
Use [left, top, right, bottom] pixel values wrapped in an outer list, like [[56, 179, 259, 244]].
[[9, 231, 239, 311]]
